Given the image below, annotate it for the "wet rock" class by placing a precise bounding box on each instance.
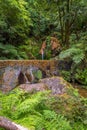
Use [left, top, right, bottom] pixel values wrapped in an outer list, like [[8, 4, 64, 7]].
[[40, 77, 71, 95], [19, 76, 72, 95]]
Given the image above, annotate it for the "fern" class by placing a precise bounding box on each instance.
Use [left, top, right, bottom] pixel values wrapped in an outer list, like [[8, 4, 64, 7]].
[[0, 43, 19, 59], [45, 115, 72, 130], [72, 52, 85, 64], [59, 43, 86, 64], [0, 89, 72, 130], [0, 43, 30, 59], [0, 88, 87, 130]]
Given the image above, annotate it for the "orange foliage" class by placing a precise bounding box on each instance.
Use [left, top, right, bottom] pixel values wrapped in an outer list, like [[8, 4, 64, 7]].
[[39, 41, 46, 54], [50, 37, 61, 50], [39, 37, 61, 55]]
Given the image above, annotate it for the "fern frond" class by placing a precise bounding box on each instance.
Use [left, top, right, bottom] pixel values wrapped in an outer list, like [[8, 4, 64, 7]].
[[73, 52, 85, 64], [59, 43, 85, 64], [0, 43, 5, 49]]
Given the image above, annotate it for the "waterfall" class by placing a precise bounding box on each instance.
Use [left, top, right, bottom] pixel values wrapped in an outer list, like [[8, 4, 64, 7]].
[[42, 49, 44, 60], [24, 73, 30, 84], [29, 66, 34, 83]]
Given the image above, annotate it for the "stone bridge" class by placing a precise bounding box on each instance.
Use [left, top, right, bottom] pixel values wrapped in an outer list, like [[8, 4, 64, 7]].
[[0, 60, 72, 92], [0, 60, 58, 92]]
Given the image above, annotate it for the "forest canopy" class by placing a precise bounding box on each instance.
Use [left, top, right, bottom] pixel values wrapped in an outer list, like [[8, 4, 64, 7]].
[[0, 1, 87, 129], [0, 0, 87, 60]]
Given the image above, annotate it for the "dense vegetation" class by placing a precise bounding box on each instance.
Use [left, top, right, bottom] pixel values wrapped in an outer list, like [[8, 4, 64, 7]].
[[0, 0, 87, 129], [0, 88, 87, 130], [0, 0, 87, 85], [0, 0, 87, 59]]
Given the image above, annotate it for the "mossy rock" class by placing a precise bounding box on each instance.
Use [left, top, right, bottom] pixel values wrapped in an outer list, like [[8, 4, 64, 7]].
[[34, 70, 42, 80], [40, 76, 73, 95]]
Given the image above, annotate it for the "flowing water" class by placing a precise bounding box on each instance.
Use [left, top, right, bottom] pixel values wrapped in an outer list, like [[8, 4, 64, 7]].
[[41, 50, 44, 60]]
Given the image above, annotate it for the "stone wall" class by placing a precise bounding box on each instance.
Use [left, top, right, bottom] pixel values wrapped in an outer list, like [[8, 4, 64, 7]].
[[0, 60, 57, 92]]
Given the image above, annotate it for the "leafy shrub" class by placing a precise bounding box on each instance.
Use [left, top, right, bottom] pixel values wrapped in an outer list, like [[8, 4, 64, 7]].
[[75, 69, 87, 86], [60, 70, 71, 82], [59, 42, 87, 85], [43, 111, 72, 130], [59, 43, 86, 64], [45, 88, 87, 129], [0, 43, 19, 59]]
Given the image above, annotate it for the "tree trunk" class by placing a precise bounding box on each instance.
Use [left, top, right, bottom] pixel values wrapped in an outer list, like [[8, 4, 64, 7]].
[[65, 0, 70, 47], [0, 116, 28, 130], [0, 116, 18, 130], [58, 7, 65, 44]]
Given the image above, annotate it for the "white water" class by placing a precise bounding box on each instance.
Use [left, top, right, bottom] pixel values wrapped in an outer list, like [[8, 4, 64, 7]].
[[24, 73, 30, 84], [41, 50, 44, 60]]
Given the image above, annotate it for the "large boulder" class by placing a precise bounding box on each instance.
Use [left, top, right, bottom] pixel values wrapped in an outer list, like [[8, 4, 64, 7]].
[[19, 76, 72, 95]]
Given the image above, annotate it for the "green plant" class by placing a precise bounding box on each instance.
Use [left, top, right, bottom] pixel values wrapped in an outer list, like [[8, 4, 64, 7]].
[[61, 70, 71, 82], [33, 70, 42, 80], [75, 69, 87, 86], [0, 89, 71, 130], [45, 88, 87, 128], [43, 111, 72, 130], [59, 42, 87, 83], [59, 43, 86, 64], [0, 43, 19, 59], [0, 87, 87, 130]]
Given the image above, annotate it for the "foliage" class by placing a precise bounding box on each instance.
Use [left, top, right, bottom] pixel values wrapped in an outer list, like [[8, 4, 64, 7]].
[[0, 0, 32, 40], [46, 89, 87, 129], [75, 69, 87, 86], [0, 0, 87, 60], [0, 43, 19, 59], [59, 42, 87, 64], [18, 39, 40, 59], [0, 0, 87, 129], [0, 88, 87, 130], [0, 89, 72, 130], [59, 38, 87, 85], [60, 68, 87, 87], [34, 70, 42, 80], [60, 70, 71, 82]]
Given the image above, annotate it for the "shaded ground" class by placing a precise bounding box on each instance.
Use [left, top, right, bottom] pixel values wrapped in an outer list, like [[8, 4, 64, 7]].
[[73, 84, 87, 98]]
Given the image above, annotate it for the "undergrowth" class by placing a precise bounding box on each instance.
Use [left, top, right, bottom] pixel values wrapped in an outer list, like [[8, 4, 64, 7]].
[[0, 88, 87, 130]]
